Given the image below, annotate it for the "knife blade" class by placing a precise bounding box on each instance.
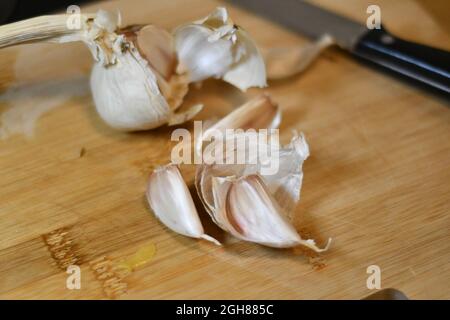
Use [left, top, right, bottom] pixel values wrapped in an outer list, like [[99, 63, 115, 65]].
[[229, 0, 450, 96]]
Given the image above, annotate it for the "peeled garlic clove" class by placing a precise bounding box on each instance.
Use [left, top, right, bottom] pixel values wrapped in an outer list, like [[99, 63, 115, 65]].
[[146, 164, 220, 245], [174, 7, 266, 91], [214, 174, 330, 251], [264, 34, 334, 80]]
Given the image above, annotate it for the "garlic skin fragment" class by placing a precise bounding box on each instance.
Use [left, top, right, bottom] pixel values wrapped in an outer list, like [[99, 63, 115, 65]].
[[174, 7, 267, 91], [146, 164, 220, 245], [242, 132, 310, 218], [264, 34, 334, 80]]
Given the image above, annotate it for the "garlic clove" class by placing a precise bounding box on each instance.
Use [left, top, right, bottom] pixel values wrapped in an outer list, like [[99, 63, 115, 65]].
[[134, 25, 177, 81], [203, 94, 280, 140], [213, 174, 330, 251], [264, 34, 334, 80], [146, 164, 220, 245], [174, 24, 235, 82], [196, 94, 280, 158], [195, 129, 330, 251], [206, 131, 309, 217], [222, 28, 267, 91], [90, 47, 172, 131], [131, 25, 191, 112], [174, 7, 266, 90], [195, 96, 281, 219]]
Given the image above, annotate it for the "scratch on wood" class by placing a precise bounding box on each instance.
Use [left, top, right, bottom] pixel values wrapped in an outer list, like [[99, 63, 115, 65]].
[[408, 267, 417, 277], [89, 256, 128, 299], [42, 227, 81, 270]]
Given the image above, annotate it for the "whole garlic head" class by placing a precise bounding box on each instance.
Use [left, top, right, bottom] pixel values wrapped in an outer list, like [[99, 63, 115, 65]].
[[0, 8, 267, 131], [87, 8, 267, 131], [88, 11, 201, 131], [174, 7, 267, 91]]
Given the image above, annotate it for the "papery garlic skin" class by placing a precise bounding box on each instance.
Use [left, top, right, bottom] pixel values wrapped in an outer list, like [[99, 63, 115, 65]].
[[264, 34, 334, 80], [174, 7, 267, 91], [243, 132, 310, 218], [146, 164, 220, 245]]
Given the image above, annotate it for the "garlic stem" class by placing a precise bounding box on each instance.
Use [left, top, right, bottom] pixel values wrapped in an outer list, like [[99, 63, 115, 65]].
[[0, 14, 94, 49]]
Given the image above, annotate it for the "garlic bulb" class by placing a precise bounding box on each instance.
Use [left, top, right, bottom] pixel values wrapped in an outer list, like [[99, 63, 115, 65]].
[[0, 8, 267, 131], [174, 7, 267, 91], [146, 164, 220, 245], [88, 11, 202, 130], [196, 131, 331, 252]]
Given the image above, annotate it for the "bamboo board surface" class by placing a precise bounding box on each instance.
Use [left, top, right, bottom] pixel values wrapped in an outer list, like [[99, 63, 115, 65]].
[[0, 0, 449, 299]]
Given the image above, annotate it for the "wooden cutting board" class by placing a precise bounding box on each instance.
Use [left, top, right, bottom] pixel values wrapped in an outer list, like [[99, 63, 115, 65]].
[[0, 0, 449, 299]]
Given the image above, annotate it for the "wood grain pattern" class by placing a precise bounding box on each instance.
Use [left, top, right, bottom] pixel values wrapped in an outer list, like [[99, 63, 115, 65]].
[[0, 0, 449, 299]]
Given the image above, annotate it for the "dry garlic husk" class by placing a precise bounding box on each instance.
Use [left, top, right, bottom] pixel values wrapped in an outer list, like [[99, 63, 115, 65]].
[[146, 164, 220, 245], [196, 94, 280, 158], [196, 132, 331, 252], [174, 7, 266, 91], [264, 34, 334, 80]]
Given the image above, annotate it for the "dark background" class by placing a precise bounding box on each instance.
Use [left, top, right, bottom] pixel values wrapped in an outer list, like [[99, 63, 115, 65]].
[[0, 0, 92, 24]]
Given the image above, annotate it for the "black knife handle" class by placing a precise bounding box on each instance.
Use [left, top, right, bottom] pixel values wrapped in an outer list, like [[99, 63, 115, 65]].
[[353, 26, 450, 96]]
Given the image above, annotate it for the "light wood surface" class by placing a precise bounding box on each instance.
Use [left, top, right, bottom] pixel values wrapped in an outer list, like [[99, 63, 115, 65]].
[[0, 0, 449, 299]]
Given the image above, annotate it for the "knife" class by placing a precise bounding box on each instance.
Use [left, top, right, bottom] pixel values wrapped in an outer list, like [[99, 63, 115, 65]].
[[229, 0, 450, 96]]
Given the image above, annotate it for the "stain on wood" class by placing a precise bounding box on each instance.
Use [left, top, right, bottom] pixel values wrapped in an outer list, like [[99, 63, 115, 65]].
[[42, 227, 81, 270]]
